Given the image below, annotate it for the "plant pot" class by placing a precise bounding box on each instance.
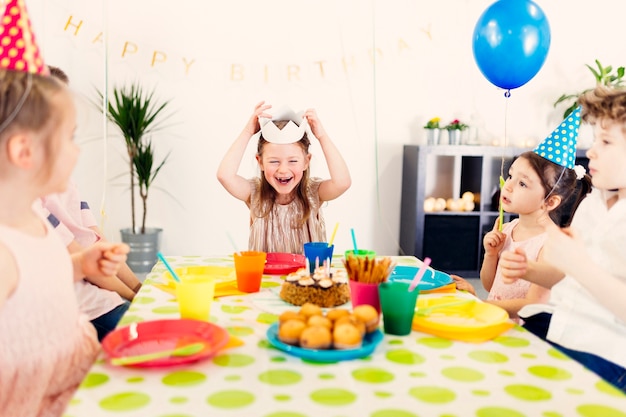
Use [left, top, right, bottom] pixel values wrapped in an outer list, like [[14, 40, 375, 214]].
[[448, 130, 462, 145], [425, 128, 441, 145], [120, 227, 163, 273]]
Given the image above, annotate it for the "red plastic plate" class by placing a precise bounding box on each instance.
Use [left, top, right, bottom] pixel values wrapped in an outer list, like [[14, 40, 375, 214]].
[[264, 252, 306, 275], [101, 319, 229, 367]]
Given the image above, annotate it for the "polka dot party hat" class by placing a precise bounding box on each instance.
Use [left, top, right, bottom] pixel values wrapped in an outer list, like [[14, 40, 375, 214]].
[[0, 0, 48, 75], [533, 106, 581, 169]]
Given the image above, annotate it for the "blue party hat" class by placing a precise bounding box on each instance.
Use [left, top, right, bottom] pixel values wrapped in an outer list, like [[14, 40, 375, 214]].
[[533, 107, 581, 169]]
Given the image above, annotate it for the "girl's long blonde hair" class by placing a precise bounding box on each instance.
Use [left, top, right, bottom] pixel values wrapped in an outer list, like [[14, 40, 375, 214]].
[[254, 121, 312, 228]]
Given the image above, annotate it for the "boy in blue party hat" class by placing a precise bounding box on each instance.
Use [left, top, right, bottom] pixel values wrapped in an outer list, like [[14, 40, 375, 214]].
[[500, 86, 626, 392]]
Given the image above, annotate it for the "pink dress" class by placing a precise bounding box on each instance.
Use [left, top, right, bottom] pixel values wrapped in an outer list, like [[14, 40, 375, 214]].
[[487, 219, 550, 323], [0, 214, 99, 417]]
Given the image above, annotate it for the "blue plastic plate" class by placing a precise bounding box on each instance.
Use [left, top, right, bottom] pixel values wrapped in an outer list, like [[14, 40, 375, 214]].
[[266, 322, 383, 362], [390, 265, 453, 291]]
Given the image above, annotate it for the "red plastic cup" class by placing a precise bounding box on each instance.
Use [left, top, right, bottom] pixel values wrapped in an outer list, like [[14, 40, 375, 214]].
[[349, 280, 381, 314]]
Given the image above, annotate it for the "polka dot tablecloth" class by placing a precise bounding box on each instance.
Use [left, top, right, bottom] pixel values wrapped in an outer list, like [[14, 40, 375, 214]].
[[64, 255, 626, 417]]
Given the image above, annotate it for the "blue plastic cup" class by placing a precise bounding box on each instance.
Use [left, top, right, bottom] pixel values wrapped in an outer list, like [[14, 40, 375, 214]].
[[303, 242, 334, 273]]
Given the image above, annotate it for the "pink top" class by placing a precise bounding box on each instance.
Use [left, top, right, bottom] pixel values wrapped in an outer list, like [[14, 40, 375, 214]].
[[39, 181, 124, 320], [487, 219, 550, 322], [0, 214, 99, 417], [40, 180, 100, 247]]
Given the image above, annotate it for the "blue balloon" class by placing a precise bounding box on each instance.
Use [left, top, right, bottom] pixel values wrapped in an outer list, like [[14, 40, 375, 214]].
[[472, 0, 551, 90]]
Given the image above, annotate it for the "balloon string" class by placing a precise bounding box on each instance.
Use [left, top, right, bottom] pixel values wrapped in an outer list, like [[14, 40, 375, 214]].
[[98, 0, 109, 232], [371, 0, 382, 224], [498, 90, 511, 231]]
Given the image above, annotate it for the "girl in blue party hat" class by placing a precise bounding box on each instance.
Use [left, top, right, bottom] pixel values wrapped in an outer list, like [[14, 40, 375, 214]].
[[453, 108, 592, 323]]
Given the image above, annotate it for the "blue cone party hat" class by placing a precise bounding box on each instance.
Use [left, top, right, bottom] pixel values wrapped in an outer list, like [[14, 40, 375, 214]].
[[533, 106, 581, 169]]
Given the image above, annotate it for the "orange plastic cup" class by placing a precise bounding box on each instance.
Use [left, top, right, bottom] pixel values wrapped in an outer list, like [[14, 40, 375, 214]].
[[233, 251, 267, 293]]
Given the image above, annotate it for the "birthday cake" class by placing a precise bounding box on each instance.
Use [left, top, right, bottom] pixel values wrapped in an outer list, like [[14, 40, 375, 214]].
[[279, 267, 351, 307]]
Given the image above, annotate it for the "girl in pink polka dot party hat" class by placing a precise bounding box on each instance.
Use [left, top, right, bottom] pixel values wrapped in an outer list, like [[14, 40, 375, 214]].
[[0, 1, 129, 415]]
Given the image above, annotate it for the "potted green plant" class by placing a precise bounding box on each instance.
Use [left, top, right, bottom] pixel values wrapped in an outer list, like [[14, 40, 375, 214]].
[[423, 117, 442, 145], [444, 119, 469, 145], [554, 59, 625, 119], [96, 83, 173, 272]]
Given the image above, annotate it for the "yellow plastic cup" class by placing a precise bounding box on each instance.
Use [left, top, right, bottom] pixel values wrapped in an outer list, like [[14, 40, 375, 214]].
[[175, 275, 216, 321]]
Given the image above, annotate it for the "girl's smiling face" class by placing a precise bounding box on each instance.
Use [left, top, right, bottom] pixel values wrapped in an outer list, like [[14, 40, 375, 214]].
[[257, 142, 311, 200]]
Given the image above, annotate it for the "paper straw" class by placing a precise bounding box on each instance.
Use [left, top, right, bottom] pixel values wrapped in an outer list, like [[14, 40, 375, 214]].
[[350, 228, 358, 252], [157, 252, 180, 283], [226, 232, 241, 256], [408, 257, 431, 292], [328, 222, 339, 247]]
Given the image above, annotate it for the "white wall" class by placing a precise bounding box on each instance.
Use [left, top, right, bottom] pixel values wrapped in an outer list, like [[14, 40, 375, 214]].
[[26, 0, 626, 257]]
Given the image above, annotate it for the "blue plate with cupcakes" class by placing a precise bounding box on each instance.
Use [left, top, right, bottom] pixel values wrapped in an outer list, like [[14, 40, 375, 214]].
[[266, 304, 384, 362]]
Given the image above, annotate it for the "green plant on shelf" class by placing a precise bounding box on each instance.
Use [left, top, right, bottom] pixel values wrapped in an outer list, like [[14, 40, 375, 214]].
[[424, 117, 441, 129], [554, 59, 625, 119], [444, 119, 468, 131]]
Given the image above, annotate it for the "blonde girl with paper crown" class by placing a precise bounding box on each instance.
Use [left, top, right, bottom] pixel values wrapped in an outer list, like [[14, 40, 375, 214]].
[[0, 2, 129, 415], [500, 86, 626, 392], [217, 101, 351, 254], [453, 109, 592, 323]]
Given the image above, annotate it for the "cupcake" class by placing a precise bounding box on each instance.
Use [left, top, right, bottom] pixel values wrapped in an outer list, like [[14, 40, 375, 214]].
[[352, 304, 379, 333], [307, 315, 333, 330], [300, 325, 332, 350], [299, 302, 323, 319], [335, 314, 366, 337], [333, 323, 363, 350], [278, 319, 307, 345], [279, 310, 306, 324], [326, 308, 350, 323]]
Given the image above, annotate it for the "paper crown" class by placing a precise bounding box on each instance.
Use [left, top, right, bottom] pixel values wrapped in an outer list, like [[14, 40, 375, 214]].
[[534, 106, 581, 169], [0, 0, 48, 75], [259, 106, 309, 144]]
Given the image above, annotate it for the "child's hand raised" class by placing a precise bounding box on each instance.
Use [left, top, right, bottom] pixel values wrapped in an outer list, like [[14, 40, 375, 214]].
[[499, 247, 528, 284], [244, 101, 272, 136], [483, 217, 506, 256], [77, 242, 130, 280], [541, 221, 585, 278], [303, 109, 328, 141]]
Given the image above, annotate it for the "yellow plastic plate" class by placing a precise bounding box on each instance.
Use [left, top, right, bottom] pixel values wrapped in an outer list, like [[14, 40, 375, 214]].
[[412, 296, 514, 343]]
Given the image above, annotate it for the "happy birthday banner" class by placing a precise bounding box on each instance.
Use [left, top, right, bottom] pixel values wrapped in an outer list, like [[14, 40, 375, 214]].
[[59, 12, 430, 84]]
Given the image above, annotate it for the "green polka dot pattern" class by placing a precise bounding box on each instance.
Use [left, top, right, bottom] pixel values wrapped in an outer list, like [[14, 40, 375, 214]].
[[64, 256, 626, 417]]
